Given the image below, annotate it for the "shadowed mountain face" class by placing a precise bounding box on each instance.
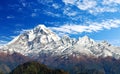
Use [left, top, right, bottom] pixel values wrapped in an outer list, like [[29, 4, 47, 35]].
[[10, 61, 69, 74], [37, 55, 120, 74], [0, 51, 120, 74], [0, 52, 32, 74]]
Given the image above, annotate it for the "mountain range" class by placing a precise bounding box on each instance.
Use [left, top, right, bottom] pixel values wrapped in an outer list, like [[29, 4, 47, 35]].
[[0, 24, 120, 74], [0, 24, 120, 59]]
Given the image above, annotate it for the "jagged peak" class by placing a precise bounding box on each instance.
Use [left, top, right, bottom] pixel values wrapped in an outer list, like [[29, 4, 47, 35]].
[[61, 35, 71, 44], [7, 24, 60, 45], [77, 35, 95, 45], [62, 35, 70, 39], [80, 35, 89, 40], [78, 35, 90, 41], [32, 24, 53, 35], [100, 40, 111, 46], [35, 24, 46, 29]]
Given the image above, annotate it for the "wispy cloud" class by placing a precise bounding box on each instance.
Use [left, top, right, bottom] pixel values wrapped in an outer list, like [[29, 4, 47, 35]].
[[52, 3, 60, 9], [76, 0, 97, 10], [0, 35, 17, 45], [18, 7, 23, 12], [6, 15, 15, 19], [37, 0, 53, 4], [108, 39, 120, 46], [62, 0, 75, 4], [19, 0, 27, 7], [13, 29, 27, 34], [63, 6, 78, 17], [44, 11, 61, 17], [62, 0, 120, 14], [0, 36, 15, 45], [31, 13, 38, 17], [89, 6, 118, 14], [10, 36, 16, 39], [1, 36, 11, 40], [102, 0, 120, 5], [0, 40, 8, 45], [50, 19, 120, 34]]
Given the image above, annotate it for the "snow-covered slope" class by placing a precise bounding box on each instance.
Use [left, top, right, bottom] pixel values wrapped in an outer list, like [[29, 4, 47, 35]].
[[1, 24, 120, 59]]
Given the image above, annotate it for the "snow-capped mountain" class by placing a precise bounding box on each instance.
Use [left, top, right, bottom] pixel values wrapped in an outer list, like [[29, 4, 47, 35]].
[[0, 24, 120, 59]]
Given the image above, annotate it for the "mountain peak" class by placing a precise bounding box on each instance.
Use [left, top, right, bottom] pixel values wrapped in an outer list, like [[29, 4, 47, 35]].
[[81, 35, 89, 40], [77, 35, 95, 45], [35, 24, 46, 29], [78, 35, 90, 41], [100, 40, 111, 46], [62, 35, 70, 39], [32, 24, 49, 35], [7, 24, 60, 47]]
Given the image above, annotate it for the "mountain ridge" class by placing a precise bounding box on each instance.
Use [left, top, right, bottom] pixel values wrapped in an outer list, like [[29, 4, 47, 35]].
[[0, 24, 120, 59]]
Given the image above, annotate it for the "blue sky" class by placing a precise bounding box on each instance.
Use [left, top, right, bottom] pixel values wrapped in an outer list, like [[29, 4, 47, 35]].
[[0, 0, 120, 46]]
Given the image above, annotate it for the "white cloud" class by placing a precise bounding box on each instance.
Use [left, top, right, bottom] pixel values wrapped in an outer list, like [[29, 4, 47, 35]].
[[52, 3, 60, 9], [63, 7, 78, 17], [10, 36, 16, 39], [22, 3, 26, 7], [66, 11, 77, 17], [102, 0, 120, 5], [89, 6, 118, 14], [62, 0, 120, 14], [62, 0, 97, 11], [108, 39, 120, 46], [37, 0, 53, 4], [0, 35, 16, 45], [76, 0, 97, 10], [62, 0, 76, 4], [19, 0, 27, 7], [14, 29, 31, 34], [50, 19, 120, 34], [44, 11, 61, 17], [31, 13, 37, 17], [0, 40, 8, 45], [18, 8, 23, 12], [1, 36, 11, 40], [6, 15, 15, 19]]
